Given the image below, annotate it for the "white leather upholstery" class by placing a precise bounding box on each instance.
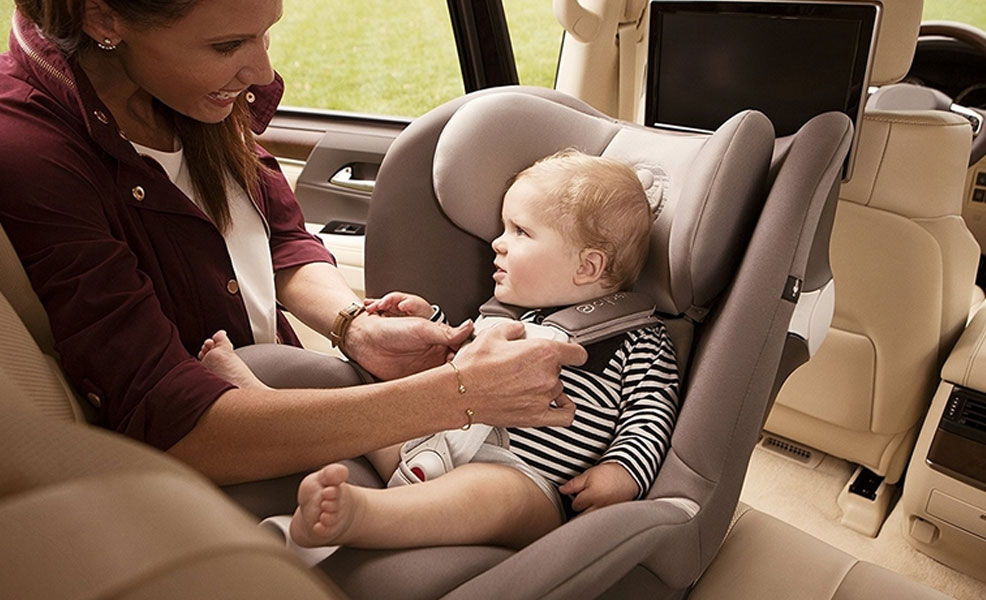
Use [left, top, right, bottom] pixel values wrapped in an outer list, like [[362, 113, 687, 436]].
[[766, 109, 980, 483]]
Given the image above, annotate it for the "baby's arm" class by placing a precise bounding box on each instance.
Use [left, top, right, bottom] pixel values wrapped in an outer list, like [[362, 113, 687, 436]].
[[558, 462, 639, 513], [363, 291, 434, 318], [563, 325, 681, 513]]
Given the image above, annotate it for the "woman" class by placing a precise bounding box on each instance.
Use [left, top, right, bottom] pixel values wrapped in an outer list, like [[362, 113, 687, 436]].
[[0, 0, 585, 485]]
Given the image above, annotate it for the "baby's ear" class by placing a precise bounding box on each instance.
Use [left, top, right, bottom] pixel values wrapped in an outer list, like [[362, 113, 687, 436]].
[[574, 248, 607, 286]]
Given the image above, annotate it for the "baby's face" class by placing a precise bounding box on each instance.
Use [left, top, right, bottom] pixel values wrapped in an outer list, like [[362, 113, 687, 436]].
[[490, 178, 589, 308]]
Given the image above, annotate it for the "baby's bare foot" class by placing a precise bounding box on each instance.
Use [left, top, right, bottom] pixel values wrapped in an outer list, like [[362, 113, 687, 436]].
[[289, 463, 365, 547], [198, 330, 271, 390]]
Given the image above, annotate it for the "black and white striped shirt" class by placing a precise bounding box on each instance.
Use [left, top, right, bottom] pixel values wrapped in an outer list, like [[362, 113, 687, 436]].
[[437, 306, 680, 498], [507, 310, 679, 497]]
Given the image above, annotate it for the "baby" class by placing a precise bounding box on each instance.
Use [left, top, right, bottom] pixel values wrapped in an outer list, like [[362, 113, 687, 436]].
[[203, 149, 679, 550]]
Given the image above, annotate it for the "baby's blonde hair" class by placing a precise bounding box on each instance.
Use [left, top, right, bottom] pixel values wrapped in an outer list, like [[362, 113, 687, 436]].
[[514, 149, 652, 291]]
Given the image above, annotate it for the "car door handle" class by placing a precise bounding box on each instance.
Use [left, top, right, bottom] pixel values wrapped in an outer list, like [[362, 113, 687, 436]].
[[330, 165, 376, 193]]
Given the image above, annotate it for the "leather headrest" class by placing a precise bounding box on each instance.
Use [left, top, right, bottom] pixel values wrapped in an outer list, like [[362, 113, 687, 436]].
[[433, 92, 773, 319], [824, 0, 923, 86]]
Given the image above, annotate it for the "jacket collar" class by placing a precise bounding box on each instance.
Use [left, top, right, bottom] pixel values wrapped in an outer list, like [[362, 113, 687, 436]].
[[8, 9, 284, 155]]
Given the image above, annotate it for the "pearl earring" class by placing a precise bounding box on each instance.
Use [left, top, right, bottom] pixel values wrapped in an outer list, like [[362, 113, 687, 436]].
[[96, 38, 118, 51]]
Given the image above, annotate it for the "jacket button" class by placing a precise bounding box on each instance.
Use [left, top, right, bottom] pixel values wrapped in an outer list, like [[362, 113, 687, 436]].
[[226, 279, 239, 294], [86, 392, 102, 408], [93, 110, 109, 124], [132, 186, 145, 201], [245, 91, 256, 104]]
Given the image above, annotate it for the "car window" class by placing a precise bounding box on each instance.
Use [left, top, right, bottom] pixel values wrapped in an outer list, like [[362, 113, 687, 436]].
[[0, 1, 560, 117], [923, 0, 986, 30], [503, 0, 562, 90], [1, 0, 12, 50], [269, 0, 559, 117], [270, 0, 462, 117]]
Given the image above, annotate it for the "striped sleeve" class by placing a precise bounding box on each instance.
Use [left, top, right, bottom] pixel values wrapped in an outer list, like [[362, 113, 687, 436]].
[[429, 304, 446, 324], [600, 324, 680, 498]]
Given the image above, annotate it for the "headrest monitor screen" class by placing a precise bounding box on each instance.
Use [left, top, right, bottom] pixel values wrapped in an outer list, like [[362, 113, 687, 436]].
[[645, 1, 877, 145]]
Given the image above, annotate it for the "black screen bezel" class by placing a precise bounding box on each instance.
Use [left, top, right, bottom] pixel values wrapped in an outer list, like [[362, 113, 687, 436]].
[[644, 0, 878, 177]]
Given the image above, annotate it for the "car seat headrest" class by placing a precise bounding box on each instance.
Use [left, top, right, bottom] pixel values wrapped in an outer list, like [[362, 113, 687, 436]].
[[863, 0, 923, 86], [433, 92, 774, 319]]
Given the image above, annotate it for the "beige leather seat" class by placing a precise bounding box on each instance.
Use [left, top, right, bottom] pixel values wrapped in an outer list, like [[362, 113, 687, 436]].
[[764, 0, 981, 487], [0, 231, 343, 599], [690, 505, 951, 600]]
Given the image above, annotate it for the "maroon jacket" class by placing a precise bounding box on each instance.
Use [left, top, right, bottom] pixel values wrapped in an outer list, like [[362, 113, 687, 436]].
[[0, 12, 335, 450]]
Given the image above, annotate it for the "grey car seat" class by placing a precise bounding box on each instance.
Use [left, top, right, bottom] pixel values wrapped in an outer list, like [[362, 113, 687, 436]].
[[312, 86, 852, 599]]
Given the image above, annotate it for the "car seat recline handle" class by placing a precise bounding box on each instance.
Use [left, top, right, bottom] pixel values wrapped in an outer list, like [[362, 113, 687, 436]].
[[329, 164, 375, 193]]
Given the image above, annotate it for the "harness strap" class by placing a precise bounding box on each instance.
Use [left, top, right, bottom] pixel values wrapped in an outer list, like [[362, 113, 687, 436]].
[[478, 291, 661, 345]]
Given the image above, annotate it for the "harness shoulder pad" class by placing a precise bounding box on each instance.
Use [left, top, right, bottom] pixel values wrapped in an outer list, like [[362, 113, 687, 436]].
[[543, 292, 660, 345]]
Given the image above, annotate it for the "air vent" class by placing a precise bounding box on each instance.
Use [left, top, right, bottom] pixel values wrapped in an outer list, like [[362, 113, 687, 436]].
[[941, 388, 986, 444], [960, 398, 986, 433], [759, 434, 824, 468]]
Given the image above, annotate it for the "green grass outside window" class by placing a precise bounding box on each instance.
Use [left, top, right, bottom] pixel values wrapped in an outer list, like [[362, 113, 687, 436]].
[[1, 0, 985, 116]]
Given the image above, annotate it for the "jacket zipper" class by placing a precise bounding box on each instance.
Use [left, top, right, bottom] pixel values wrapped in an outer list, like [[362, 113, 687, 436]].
[[12, 15, 77, 92]]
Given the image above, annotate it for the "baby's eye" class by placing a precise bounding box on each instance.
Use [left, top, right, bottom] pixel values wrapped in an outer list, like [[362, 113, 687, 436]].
[[513, 225, 528, 237], [212, 40, 244, 54]]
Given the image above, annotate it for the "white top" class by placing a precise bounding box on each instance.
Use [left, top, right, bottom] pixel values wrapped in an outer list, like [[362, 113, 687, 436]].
[[133, 142, 278, 344]]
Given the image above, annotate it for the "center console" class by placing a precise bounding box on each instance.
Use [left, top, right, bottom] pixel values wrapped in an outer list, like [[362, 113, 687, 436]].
[[900, 308, 986, 580]]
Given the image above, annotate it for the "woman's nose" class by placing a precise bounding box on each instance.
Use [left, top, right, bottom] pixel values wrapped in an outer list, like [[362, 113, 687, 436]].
[[239, 35, 275, 86]]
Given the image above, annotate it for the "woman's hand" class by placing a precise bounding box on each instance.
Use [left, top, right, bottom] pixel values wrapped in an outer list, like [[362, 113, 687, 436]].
[[345, 312, 473, 380], [363, 291, 433, 318], [451, 321, 586, 428], [559, 462, 639, 513]]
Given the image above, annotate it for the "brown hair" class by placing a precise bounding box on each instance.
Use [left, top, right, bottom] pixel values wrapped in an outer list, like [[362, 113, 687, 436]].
[[15, 0, 261, 232], [515, 149, 653, 291]]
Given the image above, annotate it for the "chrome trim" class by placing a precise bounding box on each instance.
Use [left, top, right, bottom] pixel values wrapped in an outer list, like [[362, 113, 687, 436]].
[[329, 165, 375, 193], [950, 103, 983, 137]]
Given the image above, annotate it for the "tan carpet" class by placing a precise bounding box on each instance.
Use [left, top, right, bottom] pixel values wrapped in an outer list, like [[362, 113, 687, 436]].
[[740, 445, 986, 600]]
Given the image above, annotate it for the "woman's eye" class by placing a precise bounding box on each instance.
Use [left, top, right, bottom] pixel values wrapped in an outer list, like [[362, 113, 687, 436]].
[[213, 41, 243, 54]]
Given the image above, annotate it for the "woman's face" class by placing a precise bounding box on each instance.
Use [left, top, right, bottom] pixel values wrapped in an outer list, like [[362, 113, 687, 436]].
[[112, 0, 282, 123]]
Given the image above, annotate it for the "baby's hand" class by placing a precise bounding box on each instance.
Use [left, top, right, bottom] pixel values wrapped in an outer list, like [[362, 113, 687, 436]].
[[558, 462, 639, 514], [363, 291, 433, 318]]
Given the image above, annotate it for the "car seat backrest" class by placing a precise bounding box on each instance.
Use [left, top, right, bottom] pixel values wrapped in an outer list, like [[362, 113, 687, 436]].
[[0, 267, 84, 423], [0, 224, 56, 356], [0, 403, 343, 600], [764, 0, 981, 485], [430, 92, 774, 324]]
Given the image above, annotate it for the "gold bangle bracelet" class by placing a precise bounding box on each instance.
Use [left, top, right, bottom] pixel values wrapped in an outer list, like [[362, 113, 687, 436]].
[[447, 360, 466, 394], [461, 408, 475, 431], [447, 361, 473, 430]]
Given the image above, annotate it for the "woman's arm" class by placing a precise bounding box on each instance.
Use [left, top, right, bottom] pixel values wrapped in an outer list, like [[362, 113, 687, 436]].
[[169, 322, 586, 484], [275, 261, 473, 379]]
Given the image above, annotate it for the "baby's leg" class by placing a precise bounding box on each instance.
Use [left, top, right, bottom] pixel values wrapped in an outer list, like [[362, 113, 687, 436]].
[[365, 444, 402, 480], [290, 461, 562, 550], [198, 330, 271, 390]]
